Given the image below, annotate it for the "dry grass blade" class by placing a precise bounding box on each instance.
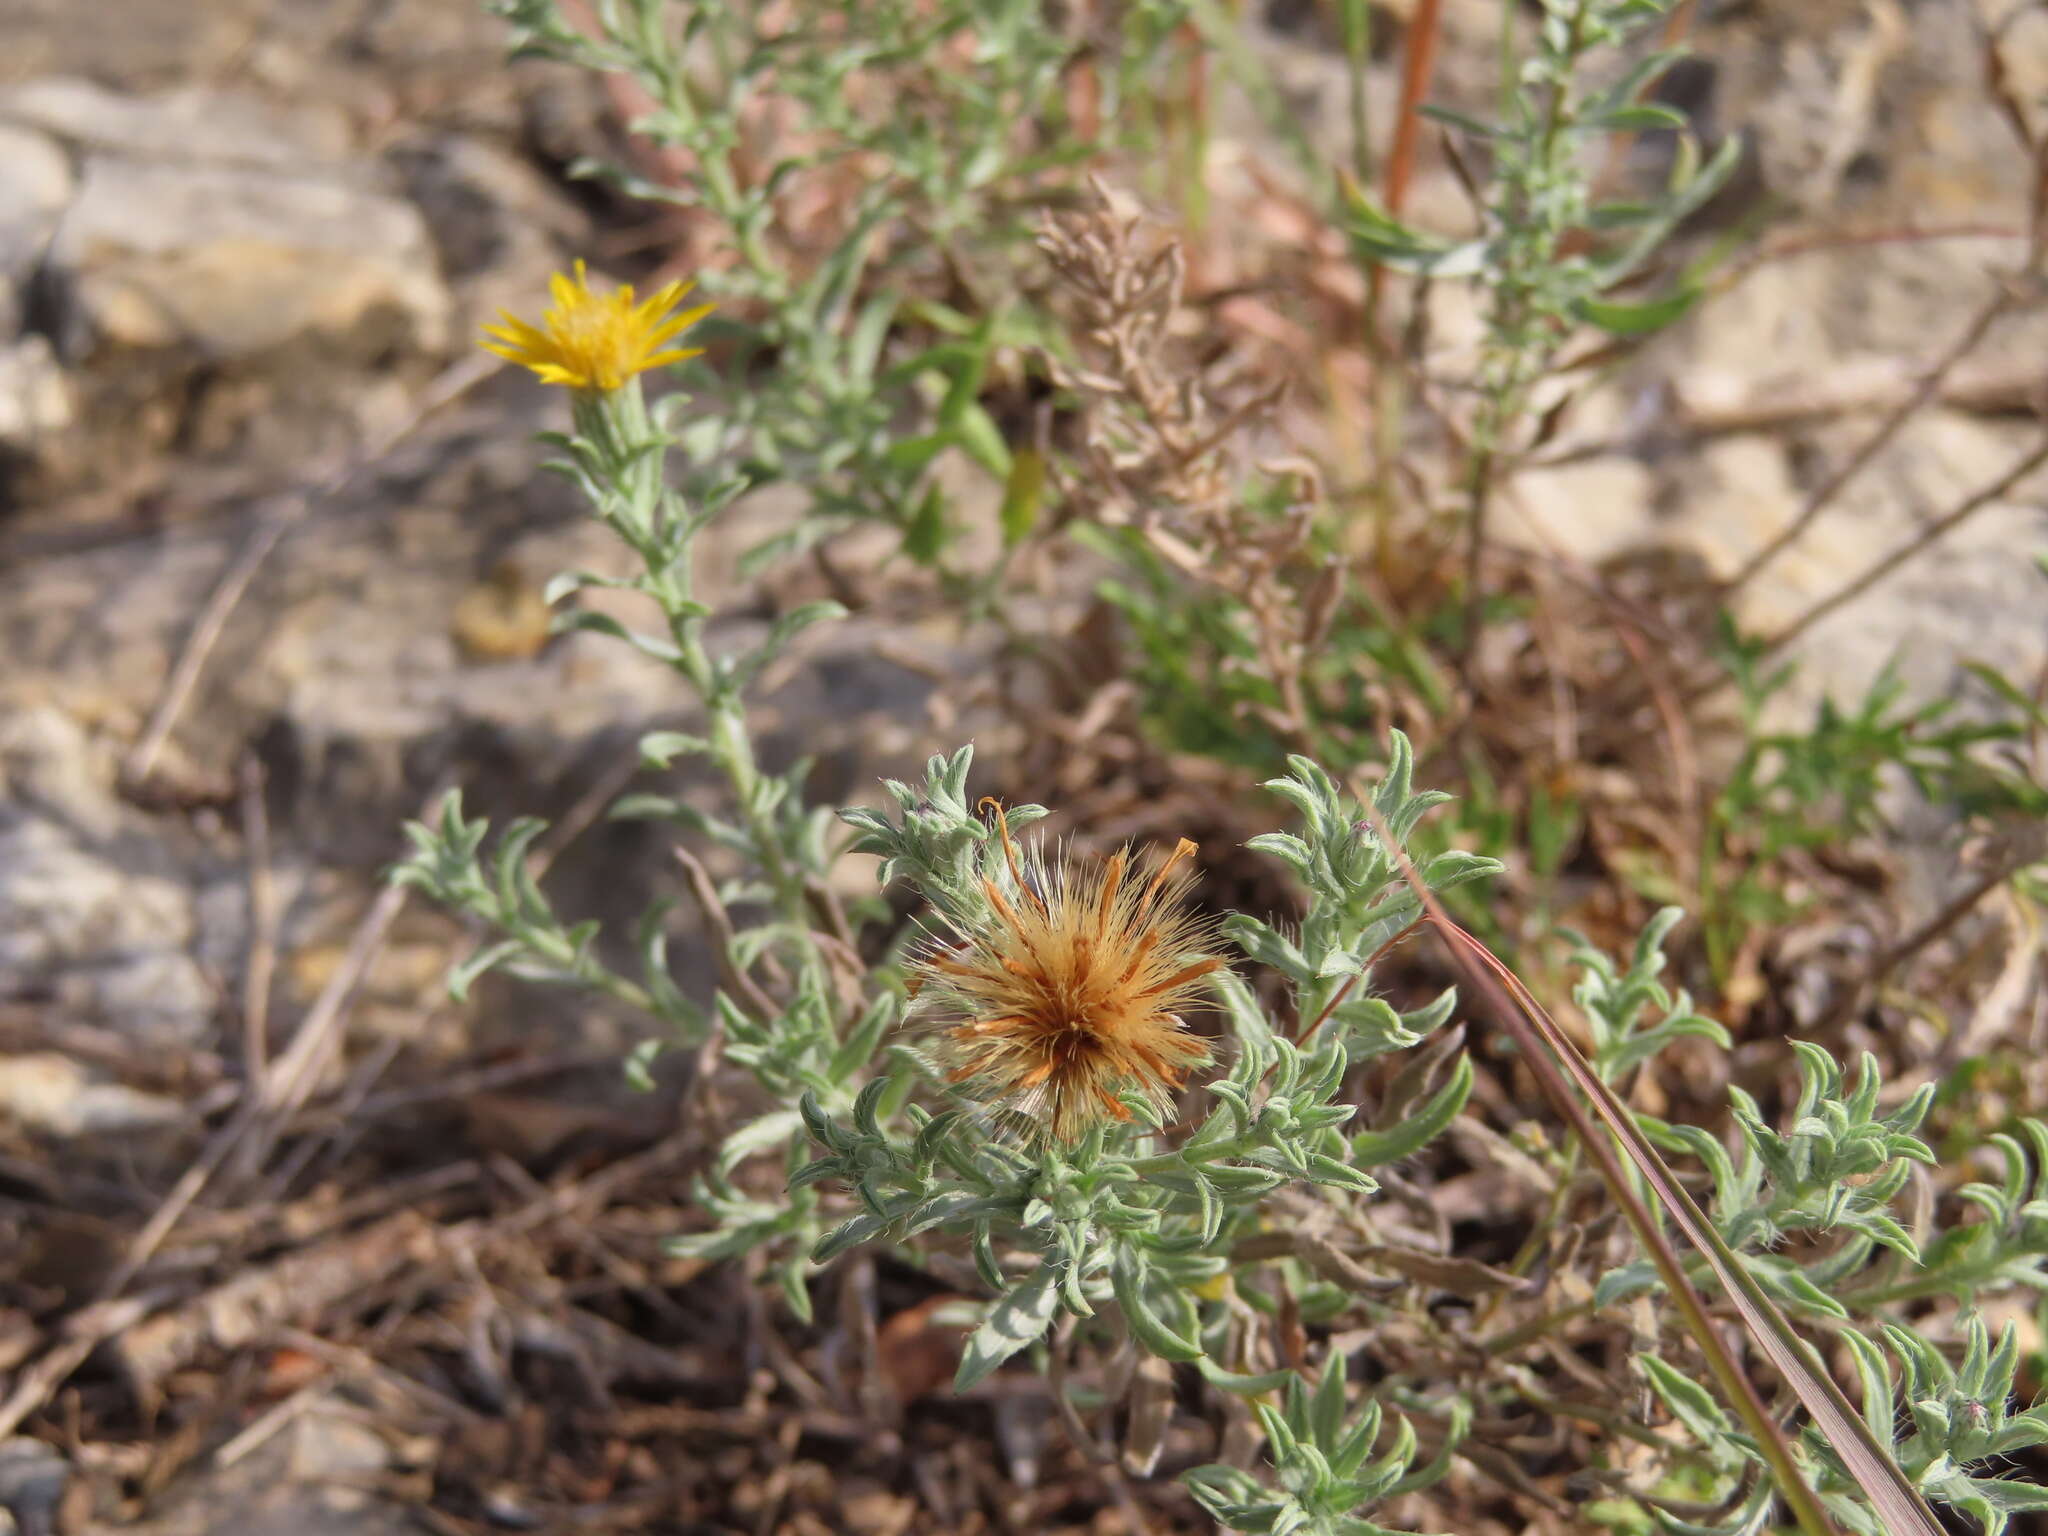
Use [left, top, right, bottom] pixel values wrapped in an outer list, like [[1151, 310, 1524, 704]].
[[1351, 803, 1944, 1536], [1383, 0, 1445, 220]]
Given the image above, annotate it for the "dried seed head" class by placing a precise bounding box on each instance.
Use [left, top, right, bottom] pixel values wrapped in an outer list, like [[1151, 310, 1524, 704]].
[[912, 806, 1223, 1143]]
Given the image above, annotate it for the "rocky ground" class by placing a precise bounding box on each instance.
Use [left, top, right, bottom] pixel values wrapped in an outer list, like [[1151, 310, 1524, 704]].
[[0, 0, 2045, 1531]]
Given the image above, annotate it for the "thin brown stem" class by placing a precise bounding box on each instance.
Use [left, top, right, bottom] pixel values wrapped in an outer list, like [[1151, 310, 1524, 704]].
[[238, 754, 277, 1105], [1820, 832, 2046, 1032], [1755, 432, 2048, 662], [1456, 438, 1498, 692], [673, 845, 783, 1025], [1350, 797, 1933, 1536], [1718, 293, 2015, 598], [1291, 914, 1425, 1047], [1382, 0, 1444, 221]]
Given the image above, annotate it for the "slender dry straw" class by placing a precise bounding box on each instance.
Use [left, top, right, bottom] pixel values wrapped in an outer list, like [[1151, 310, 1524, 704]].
[[1352, 798, 1947, 1536], [1382, 0, 1444, 222]]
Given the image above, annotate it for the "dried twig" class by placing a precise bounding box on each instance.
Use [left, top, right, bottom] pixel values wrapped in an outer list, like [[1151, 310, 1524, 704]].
[[0, 1294, 162, 1440], [484, 1154, 689, 1330], [122, 353, 499, 789], [89, 786, 445, 1324], [238, 753, 278, 1104], [673, 845, 782, 1023], [110, 1213, 435, 1390], [1821, 829, 2048, 1032], [1754, 433, 2048, 663], [238, 780, 454, 1165], [1716, 293, 2020, 598]]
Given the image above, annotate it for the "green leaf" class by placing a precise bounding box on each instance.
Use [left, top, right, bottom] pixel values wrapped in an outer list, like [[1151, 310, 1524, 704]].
[[1113, 1248, 1206, 1362], [623, 1037, 663, 1092], [999, 445, 1045, 547], [827, 994, 897, 1083], [934, 311, 998, 433], [1599, 133, 1743, 286], [1352, 1052, 1473, 1167], [447, 939, 524, 1002], [551, 607, 684, 663], [1575, 286, 1703, 336], [812, 1210, 893, 1265], [902, 482, 949, 565], [1417, 102, 1502, 139], [639, 730, 710, 768], [883, 432, 948, 476], [718, 1109, 804, 1177], [1196, 1357, 1297, 1396], [951, 402, 1012, 478], [1336, 177, 1490, 277], [956, 1265, 1062, 1390], [1589, 103, 1688, 132], [1640, 1353, 1742, 1464], [778, 1257, 814, 1323], [1224, 915, 1312, 979], [734, 600, 847, 689]]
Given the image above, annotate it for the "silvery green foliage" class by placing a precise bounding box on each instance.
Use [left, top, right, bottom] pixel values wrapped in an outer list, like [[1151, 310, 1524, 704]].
[[837, 745, 1047, 927], [1915, 1120, 2048, 1300], [797, 738, 1490, 1525], [1572, 917, 2048, 1312], [1822, 1318, 2048, 1536], [1603, 1043, 1936, 1318], [1720, 1046, 1935, 1263], [1638, 1319, 2048, 1536], [1227, 736, 1499, 1060], [1569, 906, 1730, 1082], [1184, 1351, 1465, 1536], [485, 0, 1195, 572], [391, 378, 880, 1318], [393, 794, 698, 1033], [1344, 0, 1739, 454], [1603, 1036, 2048, 1533]]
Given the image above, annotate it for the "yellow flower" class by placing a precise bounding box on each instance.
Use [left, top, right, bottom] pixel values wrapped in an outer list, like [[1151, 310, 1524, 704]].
[[481, 260, 711, 392]]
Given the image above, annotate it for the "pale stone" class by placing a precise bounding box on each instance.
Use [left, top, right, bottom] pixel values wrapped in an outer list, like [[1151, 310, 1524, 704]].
[[1503, 456, 1661, 567], [0, 708, 213, 1043], [0, 121, 70, 279], [0, 1052, 183, 1135], [51, 154, 449, 357], [0, 337, 73, 445], [0, 76, 350, 167]]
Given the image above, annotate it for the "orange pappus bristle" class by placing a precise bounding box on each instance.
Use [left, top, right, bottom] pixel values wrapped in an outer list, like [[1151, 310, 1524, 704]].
[[911, 817, 1222, 1143]]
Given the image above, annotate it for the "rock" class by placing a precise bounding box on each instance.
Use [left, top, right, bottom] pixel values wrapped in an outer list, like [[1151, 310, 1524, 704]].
[[388, 131, 588, 335], [0, 122, 71, 332], [0, 1052, 183, 1136], [0, 0, 270, 87], [0, 76, 350, 167], [0, 338, 72, 449], [112, 1390, 410, 1536], [0, 77, 455, 500], [0, 815, 194, 984], [1502, 456, 1659, 569], [0, 1436, 71, 1536], [42, 148, 448, 361], [0, 77, 449, 363], [0, 707, 213, 1045]]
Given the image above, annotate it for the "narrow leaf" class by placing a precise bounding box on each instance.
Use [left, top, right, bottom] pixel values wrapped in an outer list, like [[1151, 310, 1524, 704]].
[[1354, 801, 1939, 1536], [956, 1264, 1061, 1390]]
